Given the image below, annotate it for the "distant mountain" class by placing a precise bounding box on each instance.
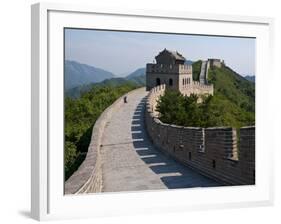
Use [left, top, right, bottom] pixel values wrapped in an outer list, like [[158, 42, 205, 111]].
[[65, 60, 115, 90], [244, 75, 255, 83], [66, 78, 128, 98], [126, 68, 146, 79], [127, 75, 145, 86], [65, 65, 147, 98], [99, 77, 130, 86], [185, 60, 193, 65], [126, 68, 146, 86], [66, 76, 144, 99]]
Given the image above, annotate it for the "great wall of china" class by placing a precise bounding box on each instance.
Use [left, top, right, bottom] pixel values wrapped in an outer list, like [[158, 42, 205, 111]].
[[65, 86, 255, 194], [65, 50, 255, 194]]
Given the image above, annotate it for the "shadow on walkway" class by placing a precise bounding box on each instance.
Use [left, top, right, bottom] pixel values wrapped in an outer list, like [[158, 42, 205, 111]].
[[131, 96, 221, 189]]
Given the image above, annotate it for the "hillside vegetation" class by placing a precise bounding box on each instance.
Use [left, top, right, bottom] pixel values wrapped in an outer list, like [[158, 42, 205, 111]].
[[156, 62, 255, 128], [65, 83, 138, 180], [208, 66, 255, 113], [192, 60, 202, 81], [244, 75, 255, 83]]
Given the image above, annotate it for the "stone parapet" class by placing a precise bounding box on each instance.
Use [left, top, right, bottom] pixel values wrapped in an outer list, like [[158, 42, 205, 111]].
[[180, 81, 214, 96], [145, 85, 255, 186]]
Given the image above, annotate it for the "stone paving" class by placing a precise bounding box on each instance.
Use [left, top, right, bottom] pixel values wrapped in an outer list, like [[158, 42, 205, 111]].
[[200, 60, 208, 84], [100, 88, 220, 192]]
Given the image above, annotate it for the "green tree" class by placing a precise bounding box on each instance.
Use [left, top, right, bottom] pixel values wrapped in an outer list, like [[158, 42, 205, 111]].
[[156, 89, 255, 129]]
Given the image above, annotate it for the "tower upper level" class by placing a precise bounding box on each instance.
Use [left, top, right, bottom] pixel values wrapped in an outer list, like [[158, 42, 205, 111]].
[[147, 49, 192, 75]]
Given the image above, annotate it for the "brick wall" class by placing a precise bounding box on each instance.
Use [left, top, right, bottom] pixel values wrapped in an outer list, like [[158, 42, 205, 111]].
[[145, 85, 255, 186]]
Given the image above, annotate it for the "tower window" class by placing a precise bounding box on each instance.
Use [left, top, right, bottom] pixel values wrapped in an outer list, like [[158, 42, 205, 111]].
[[156, 78, 161, 86], [212, 160, 216, 169], [169, 78, 173, 86]]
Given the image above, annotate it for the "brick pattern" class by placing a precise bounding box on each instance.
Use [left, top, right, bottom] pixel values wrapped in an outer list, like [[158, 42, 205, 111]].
[[145, 85, 255, 186]]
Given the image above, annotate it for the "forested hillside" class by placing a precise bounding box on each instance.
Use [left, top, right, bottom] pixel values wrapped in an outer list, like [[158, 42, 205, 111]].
[[208, 65, 255, 113], [65, 83, 138, 180], [156, 63, 255, 128], [244, 75, 255, 83], [192, 60, 202, 81]]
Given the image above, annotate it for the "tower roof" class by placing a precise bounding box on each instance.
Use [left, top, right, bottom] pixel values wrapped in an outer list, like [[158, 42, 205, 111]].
[[157, 49, 185, 61]]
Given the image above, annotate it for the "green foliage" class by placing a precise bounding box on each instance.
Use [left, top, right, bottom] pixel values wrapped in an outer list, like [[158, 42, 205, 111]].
[[65, 141, 77, 175], [156, 64, 255, 129], [208, 66, 255, 113], [192, 60, 202, 81], [64, 83, 137, 180]]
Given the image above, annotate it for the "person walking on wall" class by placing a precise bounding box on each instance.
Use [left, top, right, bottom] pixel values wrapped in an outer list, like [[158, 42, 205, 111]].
[[124, 96, 127, 103]]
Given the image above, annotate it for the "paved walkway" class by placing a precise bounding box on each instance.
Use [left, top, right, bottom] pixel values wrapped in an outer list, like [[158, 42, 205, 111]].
[[200, 60, 208, 84], [100, 88, 220, 192]]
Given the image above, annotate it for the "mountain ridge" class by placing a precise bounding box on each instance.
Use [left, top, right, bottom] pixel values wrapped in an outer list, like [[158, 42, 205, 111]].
[[65, 60, 115, 90], [65, 65, 146, 98], [244, 75, 255, 83]]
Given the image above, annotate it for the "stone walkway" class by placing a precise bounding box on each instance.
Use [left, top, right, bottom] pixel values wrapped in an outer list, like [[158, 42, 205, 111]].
[[100, 88, 220, 192], [200, 60, 208, 84]]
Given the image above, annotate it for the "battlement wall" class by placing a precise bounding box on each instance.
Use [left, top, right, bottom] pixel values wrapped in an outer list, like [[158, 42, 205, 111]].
[[180, 81, 214, 96], [145, 85, 255, 185], [208, 58, 224, 68], [146, 63, 192, 74]]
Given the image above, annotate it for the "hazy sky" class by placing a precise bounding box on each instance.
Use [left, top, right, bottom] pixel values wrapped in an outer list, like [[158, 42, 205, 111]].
[[65, 28, 255, 77]]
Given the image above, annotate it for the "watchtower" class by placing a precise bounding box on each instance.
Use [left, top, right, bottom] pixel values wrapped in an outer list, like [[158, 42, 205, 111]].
[[146, 49, 193, 91], [208, 58, 224, 69]]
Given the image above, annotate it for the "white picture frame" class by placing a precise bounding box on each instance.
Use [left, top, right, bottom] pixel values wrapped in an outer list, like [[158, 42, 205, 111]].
[[31, 2, 274, 221]]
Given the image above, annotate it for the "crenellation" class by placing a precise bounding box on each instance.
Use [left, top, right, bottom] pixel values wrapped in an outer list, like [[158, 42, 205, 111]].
[[146, 63, 192, 74]]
